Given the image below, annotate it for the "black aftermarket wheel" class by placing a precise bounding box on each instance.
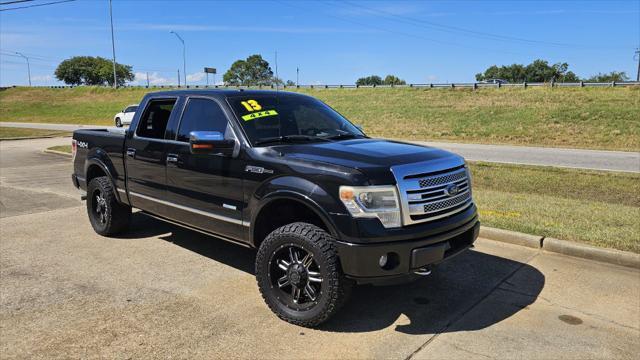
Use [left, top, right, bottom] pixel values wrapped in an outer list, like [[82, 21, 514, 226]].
[[256, 222, 352, 327], [87, 176, 131, 236]]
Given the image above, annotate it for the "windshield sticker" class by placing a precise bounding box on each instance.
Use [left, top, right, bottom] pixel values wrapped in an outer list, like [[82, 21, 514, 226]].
[[240, 99, 262, 112], [242, 109, 278, 121]]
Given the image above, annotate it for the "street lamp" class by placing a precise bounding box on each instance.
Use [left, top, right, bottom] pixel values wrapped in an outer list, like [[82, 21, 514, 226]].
[[109, 0, 118, 88], [170, 31, 186, 87], [15, 52, 31, 86]]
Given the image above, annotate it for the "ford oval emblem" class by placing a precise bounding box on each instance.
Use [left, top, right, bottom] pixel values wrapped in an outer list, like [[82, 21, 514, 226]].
[[445, 184, 460, 196]]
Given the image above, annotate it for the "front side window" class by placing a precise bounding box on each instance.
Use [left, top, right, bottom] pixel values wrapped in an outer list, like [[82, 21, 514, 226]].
[[125, 106, 138, 113], [177, 98, 229, 142], [227, 94, 364, 145], [136, 99, 176, 139]]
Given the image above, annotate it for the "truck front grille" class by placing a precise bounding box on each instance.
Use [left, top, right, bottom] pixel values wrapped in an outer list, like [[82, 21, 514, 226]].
[[392, 161, 473, 226]]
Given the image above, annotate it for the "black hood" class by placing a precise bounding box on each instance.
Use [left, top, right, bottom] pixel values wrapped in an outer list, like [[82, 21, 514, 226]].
[[272, 138, 464, 184]]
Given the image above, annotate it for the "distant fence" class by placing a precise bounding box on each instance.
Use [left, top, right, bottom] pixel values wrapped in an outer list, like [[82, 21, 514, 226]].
[[3, 81, 639, 91]]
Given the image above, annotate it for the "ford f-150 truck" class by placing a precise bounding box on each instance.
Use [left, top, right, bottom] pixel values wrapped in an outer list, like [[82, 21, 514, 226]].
[[71, 90, 479, 327]]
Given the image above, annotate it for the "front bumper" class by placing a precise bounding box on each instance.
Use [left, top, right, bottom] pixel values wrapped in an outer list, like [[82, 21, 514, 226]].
[[335, 216, 479, 284]]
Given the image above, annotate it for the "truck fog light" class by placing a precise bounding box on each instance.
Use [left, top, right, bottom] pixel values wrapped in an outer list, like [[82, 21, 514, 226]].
[[379, 254, 388, 267]]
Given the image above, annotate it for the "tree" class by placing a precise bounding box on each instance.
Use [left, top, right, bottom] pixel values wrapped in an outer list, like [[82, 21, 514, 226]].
[[54, 56, 133, 86], [383, 75, 406, 85], [285, 80, 296, 86], [476, 59, 578, 83], [223, 54, 274, 86], [585, 71, 629, 82], [356, 75, 383, 86]]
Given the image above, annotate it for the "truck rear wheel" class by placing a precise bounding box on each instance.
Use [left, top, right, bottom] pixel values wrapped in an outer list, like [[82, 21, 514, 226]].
[[255, 222, 352, 327], [87, 176, 131, 236]]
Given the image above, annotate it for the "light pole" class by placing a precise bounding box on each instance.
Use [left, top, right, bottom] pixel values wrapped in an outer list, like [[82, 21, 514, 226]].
[[15, 52, 31, 86], [170, 31, 186, 87], [109, 0, 117, 88], [635, 48, 639, 82]]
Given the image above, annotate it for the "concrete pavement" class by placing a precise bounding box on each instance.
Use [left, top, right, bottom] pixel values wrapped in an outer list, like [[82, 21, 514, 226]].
[[1, 138, 639, 359], [411, 141, 640, 173], [2, 122, 639, 172], [0, 122, 109, 132]]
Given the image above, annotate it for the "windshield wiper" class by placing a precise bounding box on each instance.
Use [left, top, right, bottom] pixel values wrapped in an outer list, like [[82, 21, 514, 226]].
[[324, 133, 365, 141], [253, 135, 332, 146]]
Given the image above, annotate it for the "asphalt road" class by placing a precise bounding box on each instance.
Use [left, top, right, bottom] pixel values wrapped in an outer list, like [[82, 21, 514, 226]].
[[1, 138, 639, 359], [2, 122, 639, 173]]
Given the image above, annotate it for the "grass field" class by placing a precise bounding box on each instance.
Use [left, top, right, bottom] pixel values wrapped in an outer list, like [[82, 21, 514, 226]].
[[469, 162, 640, 253], [46, 145, 72, 153], [38, 144, 640, 253], [2, 86, 639, 150], [0, 127, 69, 140]]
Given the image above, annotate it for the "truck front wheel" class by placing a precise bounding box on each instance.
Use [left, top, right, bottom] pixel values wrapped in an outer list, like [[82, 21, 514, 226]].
[[87, 176, 131, 236], [255, 222, 352, 327]]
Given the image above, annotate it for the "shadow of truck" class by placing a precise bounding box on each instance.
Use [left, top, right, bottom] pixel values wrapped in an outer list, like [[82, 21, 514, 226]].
[[117, 212, 544, 334]]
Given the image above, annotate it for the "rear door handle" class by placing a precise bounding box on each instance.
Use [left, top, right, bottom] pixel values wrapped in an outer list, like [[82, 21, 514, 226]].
[[126, 148, 136, 158]]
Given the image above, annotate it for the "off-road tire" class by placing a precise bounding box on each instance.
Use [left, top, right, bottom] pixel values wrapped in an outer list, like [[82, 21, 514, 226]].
[[255, 222, 352, 327], [115, 118, 122, 127], [87, 176, 131, 236]]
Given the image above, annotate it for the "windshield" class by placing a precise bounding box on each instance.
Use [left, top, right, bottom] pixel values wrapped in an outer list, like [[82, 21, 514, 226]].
[[227, 94, 364, 145]]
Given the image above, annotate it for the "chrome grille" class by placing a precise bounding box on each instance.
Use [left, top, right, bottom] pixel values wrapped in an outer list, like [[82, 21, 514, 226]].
[[418, 170, 466, 188], [391, 160, 473, 226], [423, 191, 471, 214]]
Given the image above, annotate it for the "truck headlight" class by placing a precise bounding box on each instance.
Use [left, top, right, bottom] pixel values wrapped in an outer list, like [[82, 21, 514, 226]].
[[339, 186, 401, 228]]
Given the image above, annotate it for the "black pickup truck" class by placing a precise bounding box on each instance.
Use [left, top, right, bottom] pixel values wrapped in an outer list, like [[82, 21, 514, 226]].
[[71, 90, 479, 327]]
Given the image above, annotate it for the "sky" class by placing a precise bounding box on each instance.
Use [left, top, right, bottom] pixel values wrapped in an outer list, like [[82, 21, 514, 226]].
[[1, 0, 639, 87]]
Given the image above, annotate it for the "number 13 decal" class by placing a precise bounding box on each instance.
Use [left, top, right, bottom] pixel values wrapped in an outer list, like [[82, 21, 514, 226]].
[[240, 99, 262, 112]]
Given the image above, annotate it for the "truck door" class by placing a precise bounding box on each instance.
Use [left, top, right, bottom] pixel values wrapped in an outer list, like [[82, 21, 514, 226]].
[[164, 97, 246, 241], [124, 98, 178, 217]]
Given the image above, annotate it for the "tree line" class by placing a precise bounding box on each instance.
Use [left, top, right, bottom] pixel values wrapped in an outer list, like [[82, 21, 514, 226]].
[[52, 55, 630, 87], [475, 59, 629, 83]]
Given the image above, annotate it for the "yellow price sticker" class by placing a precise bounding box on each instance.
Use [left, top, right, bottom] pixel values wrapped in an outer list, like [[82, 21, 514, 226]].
[[242, 109, 278, 121], [240, 99, 262, 112]]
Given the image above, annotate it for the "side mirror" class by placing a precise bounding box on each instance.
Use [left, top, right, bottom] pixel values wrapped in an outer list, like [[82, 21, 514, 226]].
[[189, 131, 235, 156]]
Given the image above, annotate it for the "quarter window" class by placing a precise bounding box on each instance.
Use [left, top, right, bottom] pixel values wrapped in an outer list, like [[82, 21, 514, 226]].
[[177, 98, 229, 142]]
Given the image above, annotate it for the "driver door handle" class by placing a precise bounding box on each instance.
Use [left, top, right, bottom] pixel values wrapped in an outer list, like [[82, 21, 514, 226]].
[[126, 148, 136, 158]]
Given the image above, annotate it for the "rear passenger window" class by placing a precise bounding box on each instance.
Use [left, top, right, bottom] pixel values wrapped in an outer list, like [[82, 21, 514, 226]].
[[177, 98, 228, 142], [136, 99, 176, 139]]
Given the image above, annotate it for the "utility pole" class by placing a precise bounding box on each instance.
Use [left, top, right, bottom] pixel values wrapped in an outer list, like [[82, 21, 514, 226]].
[[15, 52, 31, 86], [177, 69, 181, 87], [275, 51, 278, 90], [146, 72, 150, 87], [635, 48, 640, 82], [296, 66, 299, 86], [170, 31, 186, 87], [109, 0, 117, 88]]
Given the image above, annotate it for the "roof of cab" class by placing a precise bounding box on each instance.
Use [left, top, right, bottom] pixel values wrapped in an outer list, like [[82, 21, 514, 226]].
[[143, 89, 309, 100]]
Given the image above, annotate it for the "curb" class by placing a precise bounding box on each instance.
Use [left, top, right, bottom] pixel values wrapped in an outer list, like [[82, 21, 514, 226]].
[[543, 237, 640, 270], [479, 227, 543, 249], [43, 149, 72, 158], [480, 226, 639, 269]]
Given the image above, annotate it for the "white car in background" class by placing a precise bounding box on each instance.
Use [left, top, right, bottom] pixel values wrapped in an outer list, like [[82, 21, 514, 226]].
[[114, 104, 138, 127]]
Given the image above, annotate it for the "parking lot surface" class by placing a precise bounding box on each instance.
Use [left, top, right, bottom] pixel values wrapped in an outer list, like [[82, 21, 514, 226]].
[[1, 138, 639, 359]]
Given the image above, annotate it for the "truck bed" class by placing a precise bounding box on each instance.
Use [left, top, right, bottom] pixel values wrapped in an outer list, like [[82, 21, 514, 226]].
[[72, 128, 127, 192]]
